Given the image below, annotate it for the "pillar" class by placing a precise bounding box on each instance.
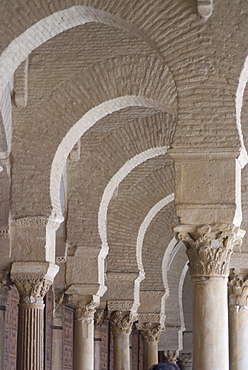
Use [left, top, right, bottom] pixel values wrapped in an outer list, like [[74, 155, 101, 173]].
[[68, 294, 99, 370], [10, 262, 59, 370], [175, 224, 243, 370], [52, 294, 64, 370], [138, 322, 164, 370], [0, 274, 9, 369], [228, 269, 248, 370], [110, 310, 136, 370], [94, 309, 106, 370]]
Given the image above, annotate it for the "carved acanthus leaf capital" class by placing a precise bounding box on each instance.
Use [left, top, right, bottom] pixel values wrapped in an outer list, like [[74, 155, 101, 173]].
[[53, 291, 66, 319], [164, 350, 179, 364], [11, 275, 51, 304], [228, 269, 248, 309], [94, 308, 107, 328], [10, 262, 59, 304], [0, 272, 11, 305], [137, 322, 165, 342], [111, 311, 137, 335], [68, 295, 99, 321], [175, 224, 244, 277], [178, 353, 193, 366]]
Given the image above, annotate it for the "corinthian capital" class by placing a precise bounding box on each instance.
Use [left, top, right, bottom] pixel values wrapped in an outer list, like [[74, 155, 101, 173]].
[[164, 350, 179, 364], [68, 295, 99, 321], [137, 322, 164, 342], [94, 308, 107, 328], [174, 224, 244, 277], [11, 262, 59, 304], [0, 271, 11, 306], [110, 311, 137, 335], [228, 269, 248, 309]]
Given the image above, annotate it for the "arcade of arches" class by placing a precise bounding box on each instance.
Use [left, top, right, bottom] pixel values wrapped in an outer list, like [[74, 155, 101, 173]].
[[1, 1, 248, 370]]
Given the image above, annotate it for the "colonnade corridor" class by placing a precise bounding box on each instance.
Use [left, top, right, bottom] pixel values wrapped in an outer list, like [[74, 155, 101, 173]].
[[1, 0, 248, 369], [1, 262, 248, 369]]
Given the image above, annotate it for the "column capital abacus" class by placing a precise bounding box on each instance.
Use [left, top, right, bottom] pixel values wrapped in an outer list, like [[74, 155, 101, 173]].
[[10, 262, 59, 304], [228, 269, 248, 309], [137, 321, 165, 342], [174, 224, 245, 277], [110, 310, 137, 335]]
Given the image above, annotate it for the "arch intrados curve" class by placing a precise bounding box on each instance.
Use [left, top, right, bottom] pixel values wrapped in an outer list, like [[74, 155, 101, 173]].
[[236, 55, 248, 166], [162, 237, 185, 298], [134, 195, 174, 309], [0, 5, 162, 98], [136, 194, 175, 277], [177, 262, 188, 350], [50, 96, 174, 220], [163, 241, 188, 350], [100, 154, 173, 308], [98, 149, 170, 253]]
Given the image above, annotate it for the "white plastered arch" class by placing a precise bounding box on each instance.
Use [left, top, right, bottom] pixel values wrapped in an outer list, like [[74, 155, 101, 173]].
[[177, 262, 188, 351], [135, 195, 174, 314], [98, 150, 173, 309], [47, 96, 174, 269], [236, 55, 248, 166], [0, 5, 163, 155], [234, 56, 248, 227], [50, 96, 173, 221], [162, 239, 188, 351], [0, 5, 161, 97]]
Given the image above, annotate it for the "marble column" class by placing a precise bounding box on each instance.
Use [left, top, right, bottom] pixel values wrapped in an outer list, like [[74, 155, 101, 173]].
[[94, 309, 106, 370], [175, 224, 244, 370], [11, 262, 59, 370], [228, 269, 248, 370], [110, 311, 136, 370], [0, 274, 10, 369], [52, 293, 64, 370], [138, 322, 164, 370], [71, 296, 99, 370]]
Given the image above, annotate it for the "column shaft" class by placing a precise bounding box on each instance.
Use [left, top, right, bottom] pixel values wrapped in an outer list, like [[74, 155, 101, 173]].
[[74, 318, 94, 370], [10, 261, 59, 370], [113, 331, 130, 370], [228, 271, 248, 370], [142, 340, 158, 370], [175, 224, 244, 370], [192, 277, 229, 370], [137, 321, 163, 370], [0, 306, 6, 368], [229, 307, 248, 369], [17, 303, 44, 370], [94, 328, 101, 370], [52, 320, 63, 370], [110, 310, 136, 370]]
